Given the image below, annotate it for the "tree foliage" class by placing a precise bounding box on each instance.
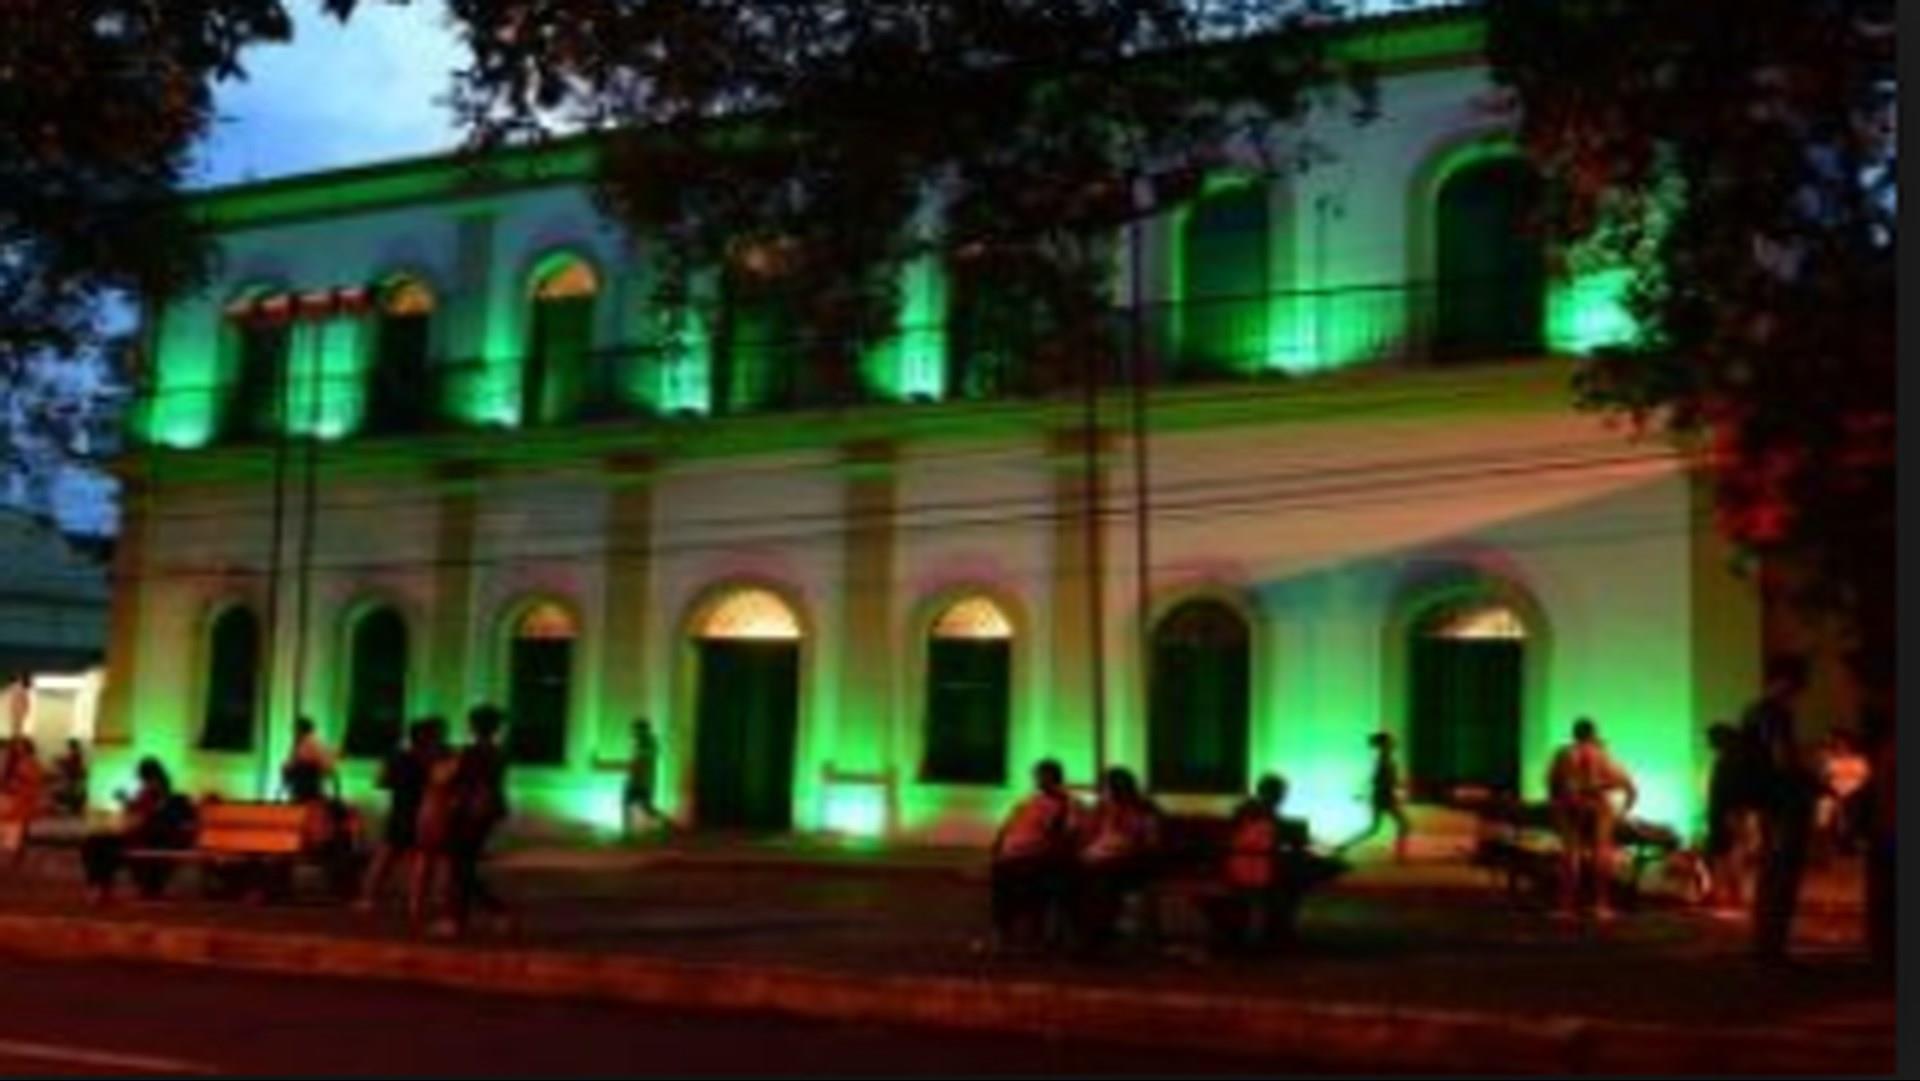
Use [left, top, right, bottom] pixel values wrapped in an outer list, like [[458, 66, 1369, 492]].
[[1481, 0, 1895, 696], [416, 0, 1374, 390], [1, 0, 302, 516]]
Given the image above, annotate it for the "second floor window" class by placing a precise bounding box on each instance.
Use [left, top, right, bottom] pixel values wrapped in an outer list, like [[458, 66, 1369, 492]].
[[367, 278, 436, 434], [1434, 157, 1546, 363], [1180, 181, 1271, 379], [223, 297, 292, 441], [523, 259, 599, 426]]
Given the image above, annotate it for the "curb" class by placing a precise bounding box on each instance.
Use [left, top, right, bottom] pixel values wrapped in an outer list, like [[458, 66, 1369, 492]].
[[0, 913, 1890, 1075]]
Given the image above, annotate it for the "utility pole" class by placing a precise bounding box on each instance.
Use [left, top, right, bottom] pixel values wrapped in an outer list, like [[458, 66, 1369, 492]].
[[1080, 258, 1108, 782], [1127, 194, 1153, 782], [257, 306, 293, 798], [288, 293, 331, 736]]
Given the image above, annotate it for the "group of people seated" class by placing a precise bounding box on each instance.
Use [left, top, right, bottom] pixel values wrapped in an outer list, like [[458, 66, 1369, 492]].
[[987, 760, 1348, 958], [71, 709, 513, 938]]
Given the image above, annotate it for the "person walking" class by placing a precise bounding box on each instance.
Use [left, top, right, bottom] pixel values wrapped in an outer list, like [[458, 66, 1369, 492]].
[[622, 717, 671, 840], [1546, 718, 1637, 921], [356, 717, 446, 917], [433, 705, 513, 938], [1338, 731, 1411, 863], [0, 737, 44, 865]]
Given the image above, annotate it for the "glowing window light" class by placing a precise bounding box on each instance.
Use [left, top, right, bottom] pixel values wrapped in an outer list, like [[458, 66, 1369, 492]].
[[517, 601, 579, 641], [533, 260, 599, 300], [382, 278, 436, 315], [699, 588, 801, 641], [1423, 604, 1527, 641], [931, 597, 1013, 641]]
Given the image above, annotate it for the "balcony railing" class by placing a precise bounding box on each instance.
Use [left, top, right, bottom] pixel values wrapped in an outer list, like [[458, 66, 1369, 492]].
[[130, 276, 1627, 450]]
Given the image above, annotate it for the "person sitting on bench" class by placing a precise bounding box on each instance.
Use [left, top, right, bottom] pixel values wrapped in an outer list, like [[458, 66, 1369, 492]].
[[1214, 773, 1347, 954], [1071, 766, 1163, 953], [79, 757, 195, 904], [986, 759, 1083, 954]]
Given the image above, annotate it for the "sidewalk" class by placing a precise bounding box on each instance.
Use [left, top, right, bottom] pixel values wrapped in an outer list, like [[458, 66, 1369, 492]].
[[0, 841, 1892, 1075]]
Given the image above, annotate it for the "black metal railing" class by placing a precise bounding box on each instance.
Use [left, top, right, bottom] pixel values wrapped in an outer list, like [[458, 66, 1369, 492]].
[[130, 278, 1587, 450]]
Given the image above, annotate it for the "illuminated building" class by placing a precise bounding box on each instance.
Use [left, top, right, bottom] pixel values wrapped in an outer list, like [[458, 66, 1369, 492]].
[[100, 10, 1756, 843]]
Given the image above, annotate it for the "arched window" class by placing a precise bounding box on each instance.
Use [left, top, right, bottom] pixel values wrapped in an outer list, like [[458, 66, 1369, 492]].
[[506, 601, 576, 766], [1180, 182, 1269, 378], [367, 277, 435, 434], [523, 258, 598, 426], [342, 606, 409, 758], [1408, 599, 1528, 798], [922, 597, 1014, 785], [1434, 157, 1546, 362], [222, 292, 293, 441], [717, 247, 803, 414], [1148, 599, 1251, 795], [199, 606, 262, 752]]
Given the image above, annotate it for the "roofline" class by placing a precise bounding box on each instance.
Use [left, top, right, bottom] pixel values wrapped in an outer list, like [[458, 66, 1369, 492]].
[[188, 4, 1485, 233]]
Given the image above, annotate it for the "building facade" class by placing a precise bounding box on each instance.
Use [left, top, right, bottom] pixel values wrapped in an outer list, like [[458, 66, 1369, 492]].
[[102, 12, 1758, 843]]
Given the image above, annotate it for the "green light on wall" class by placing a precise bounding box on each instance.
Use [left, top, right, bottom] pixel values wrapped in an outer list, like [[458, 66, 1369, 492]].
[[1547, 268, 1639, 355], [863, 255, 947, 401], [286, 318, 369, 440], [143, 308, 224, 449], [821, 778, 890, 838], [657, 312, 715, 415]]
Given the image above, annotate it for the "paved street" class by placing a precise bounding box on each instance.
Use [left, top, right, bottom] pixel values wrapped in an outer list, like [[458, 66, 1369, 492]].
[[0, 956, 1341, 1077]]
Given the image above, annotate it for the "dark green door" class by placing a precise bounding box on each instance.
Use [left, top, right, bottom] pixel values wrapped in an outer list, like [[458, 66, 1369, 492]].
[[922, 639, 1011, 785], [1435, 158, 1546, 362], [694, 640, 800, 830], [507, 637, 572, 766], [1409, 637, 1523, 799]]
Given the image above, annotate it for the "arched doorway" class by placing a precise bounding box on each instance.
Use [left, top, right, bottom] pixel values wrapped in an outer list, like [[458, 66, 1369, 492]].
[[1407, 601, 1527, 800], [693, 587, 802, 830], [1148, 598, 1251, 795], [1434, 157, 1546, 362]]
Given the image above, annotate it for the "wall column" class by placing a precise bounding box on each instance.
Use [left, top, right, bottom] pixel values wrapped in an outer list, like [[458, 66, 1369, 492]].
[[1045, 425, 1116, 785], [596, 452, 657, 766], [94, 465, 151, 751], [827, 438, 900, 834], [430, 460, 487, 717]]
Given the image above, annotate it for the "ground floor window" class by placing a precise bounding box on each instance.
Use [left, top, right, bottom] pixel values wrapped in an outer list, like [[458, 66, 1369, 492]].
[[921, 597, 1013, 785], [342, 606, 409, 757], [506, 602, 577, 766], [199, 606, 261, 752], [1148, 598, 1251, 795]]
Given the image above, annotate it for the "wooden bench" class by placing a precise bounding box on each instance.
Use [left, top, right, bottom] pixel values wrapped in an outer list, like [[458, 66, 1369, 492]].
[[1144, 813, 1340, 949], [128, 800, 364, 902]]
